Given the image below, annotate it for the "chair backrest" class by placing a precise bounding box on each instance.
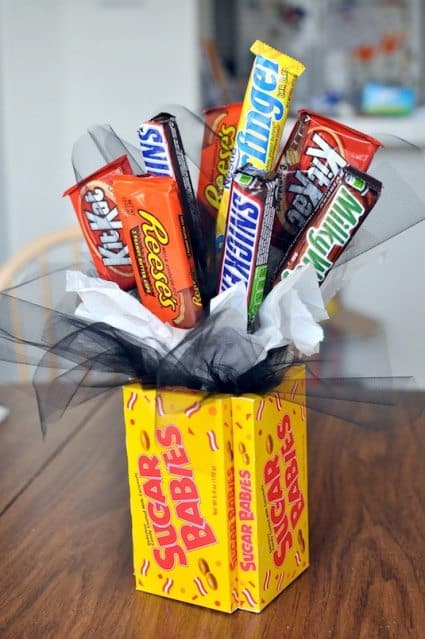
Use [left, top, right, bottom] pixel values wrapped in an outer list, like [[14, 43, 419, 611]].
[[0, 227, 86, 382], [0, 227, 84, 290]]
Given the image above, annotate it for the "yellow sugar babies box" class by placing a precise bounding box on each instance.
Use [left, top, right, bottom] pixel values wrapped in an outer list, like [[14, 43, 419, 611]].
[[123, 386, 238, 613], [232, 366, 309, 613], [123, 366, 308, 614]]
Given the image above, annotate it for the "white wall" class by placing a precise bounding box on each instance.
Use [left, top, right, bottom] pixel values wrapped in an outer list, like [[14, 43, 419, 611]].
[[342, 228, 425, 389], [340, 147, 425, 389], [0, 2, 7, 263], [0, 0, 200, 259]]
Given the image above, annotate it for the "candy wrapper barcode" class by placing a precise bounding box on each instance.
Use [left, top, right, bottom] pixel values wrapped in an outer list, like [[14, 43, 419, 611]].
[[123, 365, 308, 613]]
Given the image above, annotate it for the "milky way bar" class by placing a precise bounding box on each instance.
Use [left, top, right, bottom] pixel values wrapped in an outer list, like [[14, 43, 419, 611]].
[[218, 166, 279, 323], [63, 155, 135, 290], [138, 113, 206, 298], [274, 166, 382, 284], [272, 110, 382, 256]]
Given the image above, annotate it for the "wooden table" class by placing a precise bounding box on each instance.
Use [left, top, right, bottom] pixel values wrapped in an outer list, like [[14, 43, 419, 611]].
[[0, 385, 424, 639]]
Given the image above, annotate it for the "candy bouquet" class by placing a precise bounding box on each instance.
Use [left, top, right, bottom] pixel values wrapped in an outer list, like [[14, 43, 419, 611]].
[[1, 40, 424, 613]]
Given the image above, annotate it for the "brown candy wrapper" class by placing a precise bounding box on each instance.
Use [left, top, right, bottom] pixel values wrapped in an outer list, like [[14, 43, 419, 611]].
[[274, 166, 382, 285]]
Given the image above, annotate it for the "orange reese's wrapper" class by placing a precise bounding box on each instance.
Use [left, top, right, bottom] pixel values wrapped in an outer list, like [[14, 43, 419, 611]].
[[114, 174, 203, 329]]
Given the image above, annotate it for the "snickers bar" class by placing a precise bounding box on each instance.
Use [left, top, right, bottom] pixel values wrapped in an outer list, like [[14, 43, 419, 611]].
[[219, 166, 279, 323], [114, 174, 203, 329], [138, 113, 207, 299]]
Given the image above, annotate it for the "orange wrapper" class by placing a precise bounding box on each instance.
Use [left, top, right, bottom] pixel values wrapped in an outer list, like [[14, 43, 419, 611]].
[[63, 156, 135, 290], [114, 175, 203, 329], [197, 103, 242, 222]]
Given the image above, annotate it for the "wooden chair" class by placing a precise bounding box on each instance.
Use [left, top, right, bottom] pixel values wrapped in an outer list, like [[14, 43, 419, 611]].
[[0, 227, 86, 382], [0, 227, 84, 291]]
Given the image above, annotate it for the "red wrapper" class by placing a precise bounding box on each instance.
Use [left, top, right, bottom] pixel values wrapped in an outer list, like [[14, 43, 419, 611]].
[[273, 110, 382, 250], [63, 156, 135, 290]]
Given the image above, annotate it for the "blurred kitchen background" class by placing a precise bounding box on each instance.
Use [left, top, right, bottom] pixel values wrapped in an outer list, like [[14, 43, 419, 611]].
[[0, 0, 424, 388]]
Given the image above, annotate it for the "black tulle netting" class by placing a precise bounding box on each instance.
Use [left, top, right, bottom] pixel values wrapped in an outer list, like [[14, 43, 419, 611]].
[[0, 269, 422, 434], [1, 113, 425, 433]]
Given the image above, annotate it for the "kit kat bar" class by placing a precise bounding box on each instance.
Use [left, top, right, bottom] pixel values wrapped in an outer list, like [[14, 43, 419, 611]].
[[272, 110, 383, 259]]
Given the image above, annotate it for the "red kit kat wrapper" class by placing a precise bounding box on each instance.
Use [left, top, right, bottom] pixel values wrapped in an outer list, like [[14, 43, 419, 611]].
[[273, 110, 382, 255], [63, 155, 135, 290], [274, 165, 382, 285]]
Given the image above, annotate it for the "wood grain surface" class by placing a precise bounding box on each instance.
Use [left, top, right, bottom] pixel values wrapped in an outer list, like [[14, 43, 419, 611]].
[[0, 385, 103, 515], [0, 386, 424, 639]]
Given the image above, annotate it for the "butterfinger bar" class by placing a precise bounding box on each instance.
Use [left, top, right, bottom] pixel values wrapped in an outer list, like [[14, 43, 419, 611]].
[[215, 41, 305, 254], [219, 166, 279, 323], [274, 166, 382, 284], [114, 174, 203, 328], [63, 155, 135, 290]]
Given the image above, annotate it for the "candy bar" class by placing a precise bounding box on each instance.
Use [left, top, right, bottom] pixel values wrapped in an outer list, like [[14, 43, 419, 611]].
[[273, 110, 382, 254], [218, 166, 279, 323], [63, 156, 135, 290], [113, 174, 203, 329], [274, 166, 382, 285], [197, 102, 242, 223], [138, 113, 206, 296], [215, 40, 305, 254]]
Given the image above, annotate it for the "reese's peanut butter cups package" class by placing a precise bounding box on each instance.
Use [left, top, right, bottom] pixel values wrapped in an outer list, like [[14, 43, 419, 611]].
[[197, 102, 242, 222], [114, 175, 203, 329]]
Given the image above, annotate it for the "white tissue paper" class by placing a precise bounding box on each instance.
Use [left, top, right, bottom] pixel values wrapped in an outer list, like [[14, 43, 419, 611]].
[[66, 263, 327, 372]]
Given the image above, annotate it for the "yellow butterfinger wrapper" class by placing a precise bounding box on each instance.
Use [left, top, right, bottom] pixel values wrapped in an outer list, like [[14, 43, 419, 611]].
[[215, 40, 305, 252], [123, 366, 309, 613]]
